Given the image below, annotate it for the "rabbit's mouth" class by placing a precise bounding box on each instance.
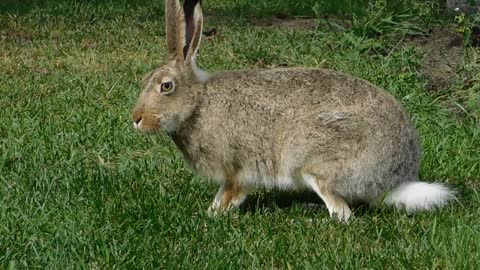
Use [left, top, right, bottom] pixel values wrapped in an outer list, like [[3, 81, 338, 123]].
[[133, 115, 162, 134], [134, 114, 181, 135]]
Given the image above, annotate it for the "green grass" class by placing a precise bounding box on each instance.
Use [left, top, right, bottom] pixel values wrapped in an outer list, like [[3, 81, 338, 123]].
[[1, 0, 480, 268]]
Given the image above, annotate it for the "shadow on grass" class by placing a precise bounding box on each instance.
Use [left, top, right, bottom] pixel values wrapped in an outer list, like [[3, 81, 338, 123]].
[[237, 182, 475, 218], [239, 190, 374, 217], [241, 190, 324, 212]]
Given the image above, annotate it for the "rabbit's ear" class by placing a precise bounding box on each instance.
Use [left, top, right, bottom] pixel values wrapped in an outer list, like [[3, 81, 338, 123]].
[[176, 0, 203, 67], [165, 0, 181, 60]]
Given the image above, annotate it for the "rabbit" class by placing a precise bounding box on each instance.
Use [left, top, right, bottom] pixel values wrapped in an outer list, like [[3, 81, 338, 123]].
[[131, 0, 455, 222]]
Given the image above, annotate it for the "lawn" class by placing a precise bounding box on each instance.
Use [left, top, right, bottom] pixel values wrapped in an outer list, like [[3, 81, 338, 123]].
[[1, 0, 480, 268]]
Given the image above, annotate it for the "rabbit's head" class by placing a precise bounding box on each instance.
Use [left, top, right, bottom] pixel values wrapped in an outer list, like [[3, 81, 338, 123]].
[[132, 0, 204, 134]]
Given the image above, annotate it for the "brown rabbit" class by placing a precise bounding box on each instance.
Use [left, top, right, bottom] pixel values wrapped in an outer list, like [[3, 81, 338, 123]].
[[131, 0, 454, 221]]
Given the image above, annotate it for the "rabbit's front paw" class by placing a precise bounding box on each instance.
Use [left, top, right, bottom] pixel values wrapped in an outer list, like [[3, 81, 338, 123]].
[[207, 182, 248, 217], [331, 206, 353, 223], [206, 201, 234, 217]]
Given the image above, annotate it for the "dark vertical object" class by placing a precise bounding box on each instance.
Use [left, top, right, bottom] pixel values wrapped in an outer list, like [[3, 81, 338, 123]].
[[183, 0, 202, 58]]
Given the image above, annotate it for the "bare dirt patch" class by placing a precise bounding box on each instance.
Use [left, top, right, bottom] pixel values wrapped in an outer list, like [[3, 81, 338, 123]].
[[248, 15, 352, 32], [249, 15, 318, 31], [1, 30, 33, 45], [407, 27, 464, 91]]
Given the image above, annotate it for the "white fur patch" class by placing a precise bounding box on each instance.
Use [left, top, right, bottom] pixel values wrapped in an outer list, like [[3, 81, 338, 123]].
[[133, 119, 142, 129], [384, 181, 456, 213], [192, 63, 210, 82], [237, 169, 301, 190], [302, 174, 321, 194], [207, 183, 225, 215], [211, 183, 226, 210]]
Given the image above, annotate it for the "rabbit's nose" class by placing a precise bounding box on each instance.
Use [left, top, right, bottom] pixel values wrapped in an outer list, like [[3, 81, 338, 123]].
[[132, 115, 143, 129]]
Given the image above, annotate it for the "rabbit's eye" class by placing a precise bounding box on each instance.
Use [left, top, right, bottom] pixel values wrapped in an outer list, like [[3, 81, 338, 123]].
[[160, 81, 174, 94]]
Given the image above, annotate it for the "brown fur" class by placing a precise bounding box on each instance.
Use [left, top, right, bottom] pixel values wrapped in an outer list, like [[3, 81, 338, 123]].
[[131, 0, 429, 221]]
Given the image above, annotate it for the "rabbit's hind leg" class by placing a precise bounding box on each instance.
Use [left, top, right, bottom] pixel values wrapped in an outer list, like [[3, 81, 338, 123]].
[[207, 180, 248, 216], [302, 172, 352, 222]]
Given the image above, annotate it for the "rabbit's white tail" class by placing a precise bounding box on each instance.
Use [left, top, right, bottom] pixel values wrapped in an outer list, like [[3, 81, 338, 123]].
[[384, 182, 455, 213]]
